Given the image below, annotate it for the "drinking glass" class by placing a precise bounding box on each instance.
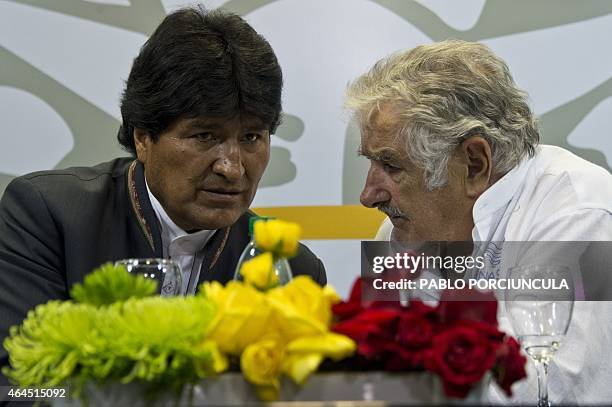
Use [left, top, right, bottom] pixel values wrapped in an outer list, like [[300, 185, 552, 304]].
[[504, 265, 574, 406], [115, 258, 183, 296]]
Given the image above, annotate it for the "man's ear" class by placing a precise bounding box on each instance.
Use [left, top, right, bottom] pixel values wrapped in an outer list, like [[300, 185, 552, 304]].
[[133, 128, 150, 163], [460, 136, 493, 199]]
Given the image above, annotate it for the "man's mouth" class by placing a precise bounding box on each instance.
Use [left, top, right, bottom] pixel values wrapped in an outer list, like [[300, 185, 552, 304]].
[[377, 204, 407, 220], [203, 188, 243, 195], [199, 188, 245, 202]]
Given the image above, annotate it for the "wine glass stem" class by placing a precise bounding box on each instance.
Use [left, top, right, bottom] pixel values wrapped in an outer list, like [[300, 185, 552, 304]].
[[534, 359, 550, 407], [399, 288, 410, 305]]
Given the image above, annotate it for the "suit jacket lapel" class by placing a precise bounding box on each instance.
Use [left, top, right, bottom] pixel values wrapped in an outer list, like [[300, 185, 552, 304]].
[[197, 227, 231, 287], [196, 212, 252, 288], [126, 160, 164, 258]]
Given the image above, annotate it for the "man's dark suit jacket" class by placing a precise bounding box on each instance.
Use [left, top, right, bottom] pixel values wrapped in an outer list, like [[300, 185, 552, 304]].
[[0, 158, 326, 387]]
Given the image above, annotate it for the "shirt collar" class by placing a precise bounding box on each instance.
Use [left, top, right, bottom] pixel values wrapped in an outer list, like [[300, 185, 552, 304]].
[[145, 178, 214, 254]]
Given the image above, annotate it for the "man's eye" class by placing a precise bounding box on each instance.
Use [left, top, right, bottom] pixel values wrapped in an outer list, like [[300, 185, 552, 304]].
[[383, 163, 400, 173], [193, 132, 213, 142], [243, 133, 262, 142]]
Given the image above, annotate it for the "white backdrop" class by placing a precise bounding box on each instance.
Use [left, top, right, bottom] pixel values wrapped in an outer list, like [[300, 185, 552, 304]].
[[1, 0, 611, 296]]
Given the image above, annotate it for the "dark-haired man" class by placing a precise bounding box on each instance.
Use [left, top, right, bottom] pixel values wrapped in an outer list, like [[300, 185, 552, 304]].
[[0, 7, 325, 387]]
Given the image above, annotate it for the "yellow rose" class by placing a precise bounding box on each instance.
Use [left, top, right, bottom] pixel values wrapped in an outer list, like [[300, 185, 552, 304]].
[[278, 222, 301, 257], [287, 333, 356, 360], [203, 281, 278, 355], [240, 252, 278, 289], [322, 284, 342, 304], [253, 219, 279, 252], [267, 276, 338, 342], [283, 333, 356, 385], [253, 219, 302, 258], [282, 353, 323, 386], [240, 340, 284, 401]]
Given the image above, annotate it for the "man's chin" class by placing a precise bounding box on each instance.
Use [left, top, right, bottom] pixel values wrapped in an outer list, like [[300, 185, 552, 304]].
[[184, 208, 245, 231], [391, 228, 412, 242], [390, 223, 428, 243], [389, 218, 412, 239]]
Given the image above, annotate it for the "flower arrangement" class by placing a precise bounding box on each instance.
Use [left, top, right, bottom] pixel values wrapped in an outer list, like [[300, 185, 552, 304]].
[[331, 278, 528, 398], [200, 276, 355, 400], [2, 219, 528, 404], [2, 220, 355, 403], [208, 218, 356, 399]]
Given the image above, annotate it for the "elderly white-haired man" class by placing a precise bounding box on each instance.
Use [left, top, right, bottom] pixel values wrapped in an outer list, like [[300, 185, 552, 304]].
[[346, 40, 612, 404]]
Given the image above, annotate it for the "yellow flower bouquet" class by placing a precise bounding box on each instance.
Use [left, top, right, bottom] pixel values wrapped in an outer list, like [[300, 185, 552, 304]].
[[201, 276, 355, 400], [202, 218, 355, 400]]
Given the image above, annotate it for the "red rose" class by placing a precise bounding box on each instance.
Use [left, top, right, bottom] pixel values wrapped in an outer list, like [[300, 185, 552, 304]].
[[387, 300, 439, 369], [493, 336, 527, 396], [332, 299, 363, 321], [424, 320, 502, 398], [332, 278, 365, 320], [332, 309, 399, 341], [332, 278, 401, 319], [332, 308, 401, 359], [437, 288, 498, 327], [352, 308, 402, 331], [397, 305, 436, 347]]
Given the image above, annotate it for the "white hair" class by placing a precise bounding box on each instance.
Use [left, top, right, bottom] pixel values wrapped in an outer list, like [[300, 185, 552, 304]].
[[346, 40, 539, 190]]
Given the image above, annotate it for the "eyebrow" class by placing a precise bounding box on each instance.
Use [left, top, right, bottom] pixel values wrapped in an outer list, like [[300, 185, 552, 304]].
[[358, 146, 401, 163]]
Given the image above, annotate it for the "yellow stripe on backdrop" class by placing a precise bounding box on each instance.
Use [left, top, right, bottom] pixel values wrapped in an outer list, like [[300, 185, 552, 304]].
[[251, 205, 386, 239]]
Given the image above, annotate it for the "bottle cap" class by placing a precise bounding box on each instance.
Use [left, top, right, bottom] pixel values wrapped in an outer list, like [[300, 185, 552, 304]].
[[248, 216, 275, 237]]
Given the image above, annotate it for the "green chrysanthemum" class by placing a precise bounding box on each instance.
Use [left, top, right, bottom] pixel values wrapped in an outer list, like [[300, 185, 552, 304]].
[[2, 293, 225, 397], [109, 296, 224, 384], [70, 263, 158, 305], [2, 301, 103, 387]]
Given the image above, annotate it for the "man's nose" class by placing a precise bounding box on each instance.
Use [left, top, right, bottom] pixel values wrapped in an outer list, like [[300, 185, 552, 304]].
[[360, 164, 391, 208], [212, 140, 244, 181]]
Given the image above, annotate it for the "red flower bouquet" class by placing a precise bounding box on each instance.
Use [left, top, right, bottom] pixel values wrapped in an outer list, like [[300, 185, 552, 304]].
[[332, 278, 527, 399]]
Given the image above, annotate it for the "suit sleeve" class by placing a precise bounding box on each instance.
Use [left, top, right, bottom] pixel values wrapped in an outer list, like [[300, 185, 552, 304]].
[[290, 243, 327, 286], [0, 177, 67, 386], [310, 256, 327, 286]]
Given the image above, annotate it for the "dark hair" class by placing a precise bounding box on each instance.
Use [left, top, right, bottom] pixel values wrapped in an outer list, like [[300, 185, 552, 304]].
[[117, 7, 283, 154]]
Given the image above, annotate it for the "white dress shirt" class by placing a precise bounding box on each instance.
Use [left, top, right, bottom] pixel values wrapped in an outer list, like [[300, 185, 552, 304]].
[[377, 145, 612, 404], [146, 180, 215, 295]]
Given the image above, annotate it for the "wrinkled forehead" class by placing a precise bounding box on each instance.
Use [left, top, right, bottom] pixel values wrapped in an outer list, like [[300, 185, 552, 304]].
[[177, 114, 269, 131], [363, 103, 400, 131], [359, 103, 407, 155]]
